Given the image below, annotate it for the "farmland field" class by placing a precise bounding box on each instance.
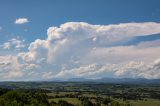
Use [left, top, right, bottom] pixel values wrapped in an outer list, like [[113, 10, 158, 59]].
[[0, 82, 159, 106]]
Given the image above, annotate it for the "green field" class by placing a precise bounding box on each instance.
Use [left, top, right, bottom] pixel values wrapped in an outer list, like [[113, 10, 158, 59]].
[[49, 98, 81, 106], [128, 99, 160, 106], [49, 98, 160, 106], [114, 99, 160, 106]]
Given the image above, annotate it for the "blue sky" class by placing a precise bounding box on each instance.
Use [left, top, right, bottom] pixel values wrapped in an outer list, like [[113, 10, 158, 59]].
[[0, 0, 160, 80], [1, 0, 160, 43]]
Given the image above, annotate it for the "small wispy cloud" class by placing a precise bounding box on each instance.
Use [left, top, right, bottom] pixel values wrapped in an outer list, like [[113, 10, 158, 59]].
[[0, 26, 2, 31], [15, 18, 29, 24], [2, 42, 10, 49], [1, 38, 25, 50]]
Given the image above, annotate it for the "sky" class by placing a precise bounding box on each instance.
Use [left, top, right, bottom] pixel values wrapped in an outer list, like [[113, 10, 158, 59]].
[[0, 0, 160, 81]]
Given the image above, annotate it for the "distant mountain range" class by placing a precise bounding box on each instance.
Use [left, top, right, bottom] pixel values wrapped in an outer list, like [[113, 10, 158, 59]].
[[64, 78, 160, 85], [0, 78, 159, 85]]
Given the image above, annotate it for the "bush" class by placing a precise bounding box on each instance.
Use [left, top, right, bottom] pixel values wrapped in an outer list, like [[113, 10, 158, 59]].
[[81, 98, 93, 106]]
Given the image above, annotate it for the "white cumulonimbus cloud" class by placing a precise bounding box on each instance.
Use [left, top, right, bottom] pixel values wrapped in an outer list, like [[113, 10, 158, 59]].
[[15, 18, 29, 24], [0, 22, 160, 80]]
